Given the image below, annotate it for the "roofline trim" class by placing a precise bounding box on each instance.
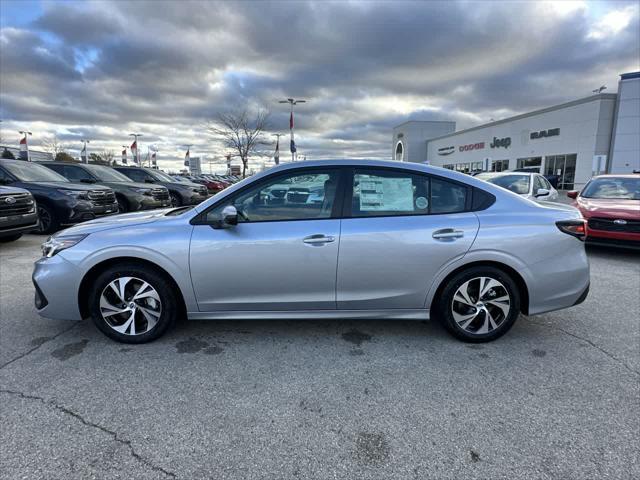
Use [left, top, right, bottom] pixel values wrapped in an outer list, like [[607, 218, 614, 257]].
[[423, 93, 618, 143]]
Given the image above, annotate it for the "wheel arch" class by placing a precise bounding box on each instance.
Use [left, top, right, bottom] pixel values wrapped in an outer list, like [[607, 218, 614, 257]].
[[78, 256, 187, 319], [429, 260, 530, 316]]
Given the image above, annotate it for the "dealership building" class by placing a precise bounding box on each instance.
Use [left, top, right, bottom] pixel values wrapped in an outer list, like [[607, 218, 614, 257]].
[[392, 71, 640, 189]]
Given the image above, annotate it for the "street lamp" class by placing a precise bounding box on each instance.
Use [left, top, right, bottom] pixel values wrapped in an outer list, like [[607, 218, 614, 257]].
[[278, 98, 306, 161], [18, 131, 32, 161], [129, 133, 143, 164]]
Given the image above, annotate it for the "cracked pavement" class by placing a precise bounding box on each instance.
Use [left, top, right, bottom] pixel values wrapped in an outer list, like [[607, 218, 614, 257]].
[[1, 235, 639, 479]]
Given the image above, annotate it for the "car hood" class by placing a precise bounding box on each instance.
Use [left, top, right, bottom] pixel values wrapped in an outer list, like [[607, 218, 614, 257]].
[[576, 198, 640, 219], [57, 208, 176, 236], [99, 181, 165, 190], [23, 181, 111, 191]]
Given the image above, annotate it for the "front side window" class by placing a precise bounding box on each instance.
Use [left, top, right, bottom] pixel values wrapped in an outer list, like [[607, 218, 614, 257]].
[[481, 174, 530, 195], [351, 169, 467, 217], [61, 165, 93, 182], [120, 169, 152, 183], [206, 170, 340, 223]]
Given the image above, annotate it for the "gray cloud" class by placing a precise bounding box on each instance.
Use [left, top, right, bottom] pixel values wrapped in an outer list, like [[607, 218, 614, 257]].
[[1, 0, 638, 171]]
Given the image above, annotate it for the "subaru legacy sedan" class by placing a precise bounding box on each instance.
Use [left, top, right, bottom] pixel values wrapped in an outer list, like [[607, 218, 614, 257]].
[[33, 160, 590, 344]]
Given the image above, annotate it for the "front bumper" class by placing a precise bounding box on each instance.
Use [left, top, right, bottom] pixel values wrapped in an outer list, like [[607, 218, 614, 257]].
[[60, 200, 119, 226], [586, 228, 640, 250], [32, 253, 83, 321], [0, 211, 39, 237], [131, 195, 172, 211]]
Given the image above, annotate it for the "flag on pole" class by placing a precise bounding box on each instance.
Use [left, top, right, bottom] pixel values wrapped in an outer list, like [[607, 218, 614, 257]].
[[130, 140, 138, 164], [19, 135, 28, 161], [289, 112, 294, 130], [81, 143, 88, 164], [121, 148, 127, 164], [184, 148, 190, 167], [151, 152, 157, 166], [274, 137, 280, 165], [290, 139, 296, 153]]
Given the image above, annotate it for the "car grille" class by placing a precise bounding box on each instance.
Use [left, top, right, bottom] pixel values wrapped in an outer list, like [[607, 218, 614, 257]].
[[197, 186, 207, 196], [151, 188, 169, 201], [88, 189, 116, 205], [588, 217, 640, 233], [0, 192, 35, 216]]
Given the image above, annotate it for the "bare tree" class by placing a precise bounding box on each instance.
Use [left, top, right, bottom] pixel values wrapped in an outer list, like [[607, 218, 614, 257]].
[[101, 149, 115, 165], [207, 109, 270, 178], [42, 134, 64, 156]]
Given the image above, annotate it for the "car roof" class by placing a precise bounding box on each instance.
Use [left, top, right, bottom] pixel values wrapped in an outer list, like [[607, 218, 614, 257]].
[[476, 171, 534, 176], [592, 174, 639, 179]]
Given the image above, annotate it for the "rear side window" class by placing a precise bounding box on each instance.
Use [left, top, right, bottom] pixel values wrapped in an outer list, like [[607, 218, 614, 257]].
[[350, 169, 468, 217]]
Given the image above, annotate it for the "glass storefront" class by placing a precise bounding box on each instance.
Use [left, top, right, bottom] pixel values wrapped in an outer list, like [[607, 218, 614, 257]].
[[516, 157, 542, 171], [545, 154, 577, 190], [491, 160, 509, 172]]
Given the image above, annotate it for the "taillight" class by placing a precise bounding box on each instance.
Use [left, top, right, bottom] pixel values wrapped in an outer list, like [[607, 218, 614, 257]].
[[556, 219, 586, 240]]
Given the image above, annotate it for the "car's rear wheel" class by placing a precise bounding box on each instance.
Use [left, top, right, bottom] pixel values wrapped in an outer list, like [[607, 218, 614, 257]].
[[36, 204, 59, 234], [88, 264, 178, 343], [437, 266, 520, 343]]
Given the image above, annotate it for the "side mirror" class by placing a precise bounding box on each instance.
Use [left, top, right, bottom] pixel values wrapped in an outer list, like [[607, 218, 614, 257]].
[[80, 178, 96, 184], [0, 178, 12, 185], [221, 205, 238, 227], [566, 190, 579, 199], [144, 179, 155, 183], [535, 188, 550, 198]]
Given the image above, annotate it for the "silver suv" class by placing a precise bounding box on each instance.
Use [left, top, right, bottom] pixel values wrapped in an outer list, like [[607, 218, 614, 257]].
[[33, 160, 590, 343]]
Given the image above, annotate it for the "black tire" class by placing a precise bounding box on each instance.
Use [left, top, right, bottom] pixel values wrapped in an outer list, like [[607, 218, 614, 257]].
[[436, 266, 520, 343], [116, 195, 129, 213], [36, 204, 60, 234], [88, 263, 178, 343], [0, 233, 23, 242], [170, 193, 182, 207]]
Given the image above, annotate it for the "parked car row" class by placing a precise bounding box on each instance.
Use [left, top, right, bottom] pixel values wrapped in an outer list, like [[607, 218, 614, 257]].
[[0, 160, 213, 240], [474, 169, 639, 250]]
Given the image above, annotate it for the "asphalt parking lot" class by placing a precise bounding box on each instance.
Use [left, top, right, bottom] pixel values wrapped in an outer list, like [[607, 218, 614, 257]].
[[1, 235, 638, 480]]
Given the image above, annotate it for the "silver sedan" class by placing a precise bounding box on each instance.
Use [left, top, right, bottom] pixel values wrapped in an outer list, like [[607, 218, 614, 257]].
[[33, 160, 590, 343]]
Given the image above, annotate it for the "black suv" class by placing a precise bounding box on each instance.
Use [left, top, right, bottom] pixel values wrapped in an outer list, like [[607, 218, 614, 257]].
[[43, 162, 171, 213], [112, 166, 208, 206], [0, 186, 39, 242], [0, 160, 118, 234]]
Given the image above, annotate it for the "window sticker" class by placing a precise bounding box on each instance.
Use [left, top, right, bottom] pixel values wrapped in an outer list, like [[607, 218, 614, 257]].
[[358, 175, 414, 211], [415, 196, 428, 210]]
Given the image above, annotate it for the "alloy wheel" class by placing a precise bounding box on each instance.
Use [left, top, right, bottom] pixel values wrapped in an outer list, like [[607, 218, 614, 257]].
[[37, 206, 51, 233], [99, 276, 162, 336], [451, 276, 511, 335]]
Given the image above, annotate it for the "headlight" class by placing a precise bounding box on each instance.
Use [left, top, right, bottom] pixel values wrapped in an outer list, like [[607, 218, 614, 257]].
[[41, 234, 88, 258], [58, 189, 89, 200]]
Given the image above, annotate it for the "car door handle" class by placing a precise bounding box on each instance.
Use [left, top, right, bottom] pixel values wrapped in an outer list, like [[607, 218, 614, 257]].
[[303, 234, 335, 245], [432, 229, 464, 240]]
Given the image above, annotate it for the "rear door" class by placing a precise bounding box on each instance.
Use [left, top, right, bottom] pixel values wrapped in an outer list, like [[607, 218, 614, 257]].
[[336, 168, 479, 310]]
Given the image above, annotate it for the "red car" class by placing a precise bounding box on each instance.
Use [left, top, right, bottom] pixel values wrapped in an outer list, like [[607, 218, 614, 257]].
[[567, 174, 640, 249]]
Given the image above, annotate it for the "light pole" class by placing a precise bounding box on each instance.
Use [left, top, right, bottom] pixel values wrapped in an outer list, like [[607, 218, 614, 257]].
[[81, 139, 90, 163], [278, 98, 306, 162], [272, 133, 284, 165], [129, 133, 143, 164], [19, 130, 32, 161]]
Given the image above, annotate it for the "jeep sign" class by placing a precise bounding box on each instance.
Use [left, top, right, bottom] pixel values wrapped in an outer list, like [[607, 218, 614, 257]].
[[490, 136, 511, 149]]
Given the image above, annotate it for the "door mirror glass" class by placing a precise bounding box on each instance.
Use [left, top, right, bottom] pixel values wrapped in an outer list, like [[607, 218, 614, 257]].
[[221, 205, 238, 227], [80, 178, 96, 184], [535, 188, 550, 197], [144, 178, 155, 183]]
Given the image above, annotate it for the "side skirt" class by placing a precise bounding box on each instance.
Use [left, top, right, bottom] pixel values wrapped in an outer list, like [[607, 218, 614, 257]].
[[187, 309, 430, 321]]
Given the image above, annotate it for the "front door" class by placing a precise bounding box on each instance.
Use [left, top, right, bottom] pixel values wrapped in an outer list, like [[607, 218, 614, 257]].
[[336, 168, 479, 310], [189, 168, 343, 311]]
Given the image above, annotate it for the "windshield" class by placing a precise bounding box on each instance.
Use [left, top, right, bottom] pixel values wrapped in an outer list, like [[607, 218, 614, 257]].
[[478, 174, 530, 195], [148, 169, 176, 182], [581, 177, 640, 200], [172, 176, 191, 183], [85, 164, 133, 182], [3, 161, 70, 182]]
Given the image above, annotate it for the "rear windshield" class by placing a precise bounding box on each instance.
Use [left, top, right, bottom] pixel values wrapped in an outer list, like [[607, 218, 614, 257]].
[[478, 174, 530, 195], [581, 178, 640, 200]]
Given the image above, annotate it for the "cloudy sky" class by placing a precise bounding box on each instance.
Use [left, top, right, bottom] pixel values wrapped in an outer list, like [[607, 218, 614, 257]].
[[1, 0, 638, 172]]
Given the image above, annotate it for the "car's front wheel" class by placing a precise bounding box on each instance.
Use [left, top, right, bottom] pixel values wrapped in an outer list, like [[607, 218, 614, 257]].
[[88, 263, 179, 343], [437, 266, 520, 343], [36, 204, 59, 234], [170, 193, 182, 207]]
